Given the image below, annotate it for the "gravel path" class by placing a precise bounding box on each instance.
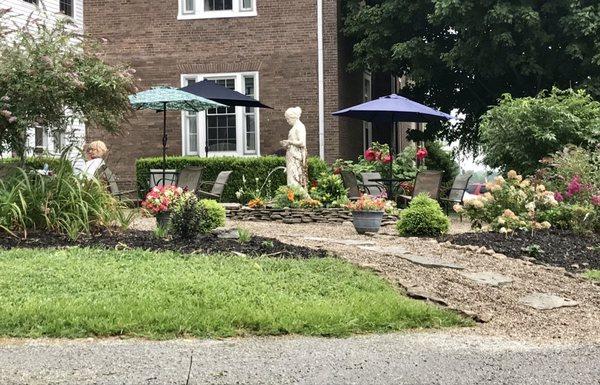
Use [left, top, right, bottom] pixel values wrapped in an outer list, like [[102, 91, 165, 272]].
[[0, 333, 598, 385], [225, 220, 600, 343]]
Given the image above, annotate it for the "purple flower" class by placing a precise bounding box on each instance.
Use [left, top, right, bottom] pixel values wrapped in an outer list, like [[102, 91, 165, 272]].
[[566, 175, 582, 197], [8, 116, 16, 123], [554, 191, 564, 202]]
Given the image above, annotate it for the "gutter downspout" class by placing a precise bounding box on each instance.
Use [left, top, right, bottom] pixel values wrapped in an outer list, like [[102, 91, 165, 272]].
[[317, 0, 325, 160]]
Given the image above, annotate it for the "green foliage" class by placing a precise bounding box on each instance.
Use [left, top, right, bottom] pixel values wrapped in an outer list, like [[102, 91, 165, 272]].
[[537, 204, 594, 234], [425, 142, 459, 188], [0, 161, 128, 239], [333, 144, 422, 181], [136, 156, 327, 202], [522, 244, 544, 259], [480, 89, 600, 175], [0, 248, 470, 338], [343, 0, 600, 150], [0, 14, 136, 157], [0, 156, 72, 173], [309, 173, 349, 208], [237, 228, 252, 244], [273, 185, 309, 208], [396, 194, 450, 237], [197, 199, 226, 234], [585, 270, 600, 282], [169, 192, 204, 239]]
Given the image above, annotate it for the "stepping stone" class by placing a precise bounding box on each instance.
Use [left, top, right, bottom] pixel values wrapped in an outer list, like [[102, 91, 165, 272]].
[[303, 237, 376, 246], [358, 246, 410, 255], [405, 287, 448, 306], [518, 293, 579, 310], [216, 229, 240, 239], [400, 255, 465, 270], [461, 271, 513, 287]]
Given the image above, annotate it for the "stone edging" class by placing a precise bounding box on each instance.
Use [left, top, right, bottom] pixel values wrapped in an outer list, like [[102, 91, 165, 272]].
[[223, 204, 398, 226]]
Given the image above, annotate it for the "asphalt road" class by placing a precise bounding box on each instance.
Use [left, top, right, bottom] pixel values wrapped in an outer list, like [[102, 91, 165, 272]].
[[0, 333, 598, 385]]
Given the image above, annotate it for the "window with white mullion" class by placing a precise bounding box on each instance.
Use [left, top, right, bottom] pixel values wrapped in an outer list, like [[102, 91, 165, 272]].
[[205, 77, 237, 152], [183, 77, 199, 155], [182, 0, 195, 14], [179, 0, 255, 18], [243, 75, 257, 154]]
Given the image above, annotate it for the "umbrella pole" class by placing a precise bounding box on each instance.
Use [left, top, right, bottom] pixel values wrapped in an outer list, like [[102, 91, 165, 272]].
[[205, 111, 209, 158], [162, 102, 167, 186]]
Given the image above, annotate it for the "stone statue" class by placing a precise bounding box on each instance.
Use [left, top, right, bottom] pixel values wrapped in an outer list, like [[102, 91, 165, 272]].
[[280, 107, 308, 188]]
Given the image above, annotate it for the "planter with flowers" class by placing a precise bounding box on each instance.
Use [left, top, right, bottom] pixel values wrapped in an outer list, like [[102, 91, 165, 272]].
[[346, 194, 387, 234], [141, 185, 184, 228]]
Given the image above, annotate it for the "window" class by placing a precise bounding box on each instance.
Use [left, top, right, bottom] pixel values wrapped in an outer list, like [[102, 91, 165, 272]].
[[60, 0, 73, 17], [178, 0, 256, 19], [362, 72, 372, 151], [182, 0, 195, 14], [181, 72, 259, 156], [23, 0, 38, 4]]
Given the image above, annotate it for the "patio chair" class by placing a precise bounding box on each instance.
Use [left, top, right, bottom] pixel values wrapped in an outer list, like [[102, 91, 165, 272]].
[[440, 172, 473, 215], [340, 170, 362, 200], [149, 168, 178, 188], [398, 170, 443, 206], [360, 172, 386, 196], [99, 166, 140, 206], [176, 166, 202, 191], [196, 171, 232, 202]]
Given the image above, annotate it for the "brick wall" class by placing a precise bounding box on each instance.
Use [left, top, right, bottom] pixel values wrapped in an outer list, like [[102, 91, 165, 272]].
[[85, 0, 331, 180]]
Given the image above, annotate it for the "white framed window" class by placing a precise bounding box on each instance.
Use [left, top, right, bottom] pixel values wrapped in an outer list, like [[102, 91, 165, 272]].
[[181, 72, 260, 157], [178, 0, 256, 19]]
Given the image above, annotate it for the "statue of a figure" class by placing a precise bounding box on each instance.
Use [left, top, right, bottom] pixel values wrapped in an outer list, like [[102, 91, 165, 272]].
[[280, 107, 307, 188]]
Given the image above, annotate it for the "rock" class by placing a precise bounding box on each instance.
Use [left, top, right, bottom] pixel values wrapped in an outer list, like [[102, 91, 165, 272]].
[[493, 253, 507, 260], [476, 246, 487, 254], [405, 287, 448, 306], [400, 255, 465, 270], [336, 239, 377, 246], [457, 309, 493, 323], [461, 271, 513, 287], [216, 229, 240, 240], [467, 245, 480, 252], [570, 264, 580, 269], [358, 246, 409, 255], [221, 203, 242, 210], [483, 248, 495, 256], [518, 293, 579, 310]]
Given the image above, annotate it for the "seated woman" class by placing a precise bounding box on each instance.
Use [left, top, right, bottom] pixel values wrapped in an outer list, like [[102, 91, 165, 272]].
[[74, 140, 108, 179]]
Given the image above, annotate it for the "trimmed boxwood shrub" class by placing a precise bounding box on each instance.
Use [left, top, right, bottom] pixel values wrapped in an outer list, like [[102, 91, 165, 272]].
[[396, 194, 450, 237], [136, 156, 328, 202], [0, 156, 72, 173]]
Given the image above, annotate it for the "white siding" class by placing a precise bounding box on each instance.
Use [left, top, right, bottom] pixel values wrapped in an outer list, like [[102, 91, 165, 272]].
[[3, 0, 85, 157]]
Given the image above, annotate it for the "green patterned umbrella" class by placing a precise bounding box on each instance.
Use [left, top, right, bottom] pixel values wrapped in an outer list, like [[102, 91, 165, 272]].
[[129, 87, 224, 186]]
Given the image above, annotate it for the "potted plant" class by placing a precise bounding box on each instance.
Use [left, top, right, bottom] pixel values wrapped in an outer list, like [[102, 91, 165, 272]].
[[346, 194, 387, 234], [141, 185, 183, 228]]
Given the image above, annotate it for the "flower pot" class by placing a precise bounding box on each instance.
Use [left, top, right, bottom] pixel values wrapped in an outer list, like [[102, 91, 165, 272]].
[[351, 210, 384, 234], [155, 211, 171, 228]]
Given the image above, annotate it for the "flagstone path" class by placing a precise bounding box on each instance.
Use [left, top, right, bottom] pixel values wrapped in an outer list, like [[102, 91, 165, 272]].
[[227, 220, 600, 342]]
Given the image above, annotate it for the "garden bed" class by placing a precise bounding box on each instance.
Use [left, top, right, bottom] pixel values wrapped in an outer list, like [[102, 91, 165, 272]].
[[442, 230, 599, 270], [0, 230, 327, 259]]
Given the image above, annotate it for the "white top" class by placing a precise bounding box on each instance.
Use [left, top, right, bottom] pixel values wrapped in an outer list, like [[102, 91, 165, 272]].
[[77, 158, 104, 180]]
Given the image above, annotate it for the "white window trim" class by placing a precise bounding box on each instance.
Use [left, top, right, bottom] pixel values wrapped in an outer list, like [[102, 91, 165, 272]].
[[178, 0, 257, 20], [363, 71, 372, 151], [181, 0, 195, 14], [180, 72, 260, 157]]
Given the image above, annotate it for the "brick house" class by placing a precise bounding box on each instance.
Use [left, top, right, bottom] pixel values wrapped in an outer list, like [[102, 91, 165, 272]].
[[84, 0, 413, 180]]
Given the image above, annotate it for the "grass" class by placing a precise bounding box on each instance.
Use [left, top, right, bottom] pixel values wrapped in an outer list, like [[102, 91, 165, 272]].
[[585, 270, 600, 281], [0, 248, 469, 339]]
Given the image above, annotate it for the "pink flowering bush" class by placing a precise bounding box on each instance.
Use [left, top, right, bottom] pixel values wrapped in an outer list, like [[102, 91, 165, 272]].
[[141, 185, 184, 214], [454, 170, 557, 233]]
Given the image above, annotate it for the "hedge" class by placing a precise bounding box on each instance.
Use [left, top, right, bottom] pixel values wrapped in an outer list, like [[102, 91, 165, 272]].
[[136, 156, 328, 202], [0, 157, 72, 172]]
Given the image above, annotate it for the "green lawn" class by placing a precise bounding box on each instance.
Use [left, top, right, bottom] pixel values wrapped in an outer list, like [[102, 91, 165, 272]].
[[0, 248, 469, 339], [585, 270, 600, 281]]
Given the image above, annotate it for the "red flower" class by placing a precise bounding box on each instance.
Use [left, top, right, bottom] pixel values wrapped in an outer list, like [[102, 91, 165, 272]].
[[381, 154, 393, 164], [364, 148, 377, 162], [416, 147, 428, 161]]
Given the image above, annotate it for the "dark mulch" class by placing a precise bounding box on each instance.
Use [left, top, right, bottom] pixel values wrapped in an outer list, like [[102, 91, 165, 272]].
[[441, 230, 600, 271], [0, 230, 328, 259]]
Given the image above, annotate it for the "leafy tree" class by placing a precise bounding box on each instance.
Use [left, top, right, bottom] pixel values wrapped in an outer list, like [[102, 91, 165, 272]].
[[0, 11, 136, 159], [343, 0, 600, 150], [480, 88, 600, 175]]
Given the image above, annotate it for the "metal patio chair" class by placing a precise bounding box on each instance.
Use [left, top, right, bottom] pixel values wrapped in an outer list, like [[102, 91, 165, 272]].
[[398, 170, 443, 205], [196, 170, 232, 202], [360, 172, 387, 196], [176, 166, 202, 191], [340, 170, 362, 201], [440, 172, 473, 215]]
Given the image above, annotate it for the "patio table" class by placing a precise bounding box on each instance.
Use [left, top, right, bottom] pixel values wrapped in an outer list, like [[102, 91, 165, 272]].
[[370, 177, 412, 200]]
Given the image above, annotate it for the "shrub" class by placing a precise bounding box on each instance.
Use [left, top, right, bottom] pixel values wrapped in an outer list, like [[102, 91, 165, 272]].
[[197, 199, 226, 234], [169, 192, 203, 239], [0, 156, 72, 173], [136, 156, 327, 202], [273, 185, 309, 208], [396, 194, 450, 237], [424, 141, 459, 189], [480, 88, 600, 175], [455, 170, 558, 233], [0, 162, 128, 239], [309, 173, 349, 208]]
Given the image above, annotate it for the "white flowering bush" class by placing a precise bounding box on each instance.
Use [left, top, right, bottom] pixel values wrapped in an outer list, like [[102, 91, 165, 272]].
[[454, 170, 557, 233]]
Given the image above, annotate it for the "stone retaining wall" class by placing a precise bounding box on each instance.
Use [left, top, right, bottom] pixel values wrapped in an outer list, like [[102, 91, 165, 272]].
[[224, 205, 398, 226]]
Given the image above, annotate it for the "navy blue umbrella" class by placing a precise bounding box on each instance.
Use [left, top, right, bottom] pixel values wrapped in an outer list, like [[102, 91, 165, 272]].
[[180, 80, 272, 109], [333, 94, 453, 196], [333, 94, 452, 123]]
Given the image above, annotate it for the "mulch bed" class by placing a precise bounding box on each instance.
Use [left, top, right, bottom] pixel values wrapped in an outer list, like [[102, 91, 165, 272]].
[[0, 230, 328, 259], [442, 230, 600, 271]]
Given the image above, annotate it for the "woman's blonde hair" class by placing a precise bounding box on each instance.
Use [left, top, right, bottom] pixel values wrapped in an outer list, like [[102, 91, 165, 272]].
[[86, 140, 108, 159]]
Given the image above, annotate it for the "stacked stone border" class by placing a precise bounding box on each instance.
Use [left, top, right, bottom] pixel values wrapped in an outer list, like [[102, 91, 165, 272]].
[[224, 204, 398, 226]]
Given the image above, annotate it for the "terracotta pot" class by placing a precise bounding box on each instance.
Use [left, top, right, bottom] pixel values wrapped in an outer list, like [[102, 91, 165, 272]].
[[351, 210, 384, 234]]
